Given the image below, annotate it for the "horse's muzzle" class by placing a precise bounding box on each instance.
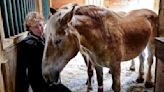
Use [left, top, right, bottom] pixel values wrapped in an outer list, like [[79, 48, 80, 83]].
[[42, 66, 61, 84]]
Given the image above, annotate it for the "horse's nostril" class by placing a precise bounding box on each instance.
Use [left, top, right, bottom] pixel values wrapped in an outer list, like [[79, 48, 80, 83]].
[[55, 39, 62, 45]]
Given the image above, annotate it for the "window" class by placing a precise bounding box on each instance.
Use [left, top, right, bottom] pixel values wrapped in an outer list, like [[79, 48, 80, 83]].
[[85, 0, 104, 7], [0, 0, 36, 38]]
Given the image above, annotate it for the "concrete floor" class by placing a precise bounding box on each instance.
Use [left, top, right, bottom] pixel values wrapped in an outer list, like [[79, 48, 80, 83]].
[[61, 52, 155, 92]]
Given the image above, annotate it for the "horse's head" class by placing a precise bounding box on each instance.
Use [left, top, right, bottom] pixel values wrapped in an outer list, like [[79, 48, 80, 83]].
[[42, 3, 79, 84]]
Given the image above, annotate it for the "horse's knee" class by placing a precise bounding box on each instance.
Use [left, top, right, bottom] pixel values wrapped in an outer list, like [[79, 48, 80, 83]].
[[147, 56, 153, 65], [86, 68, 93, 85], [147, 47, 154, 65], [130, 60, 135, 71]]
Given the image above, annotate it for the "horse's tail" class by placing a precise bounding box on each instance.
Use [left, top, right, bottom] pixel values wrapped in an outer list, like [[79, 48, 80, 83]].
[[146, 10, 158, 53], [146, 11, 158, 38]]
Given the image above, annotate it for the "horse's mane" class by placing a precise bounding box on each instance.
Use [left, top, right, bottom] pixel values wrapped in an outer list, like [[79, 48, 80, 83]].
[[74, 5, 107, 20], [74, 5, 122, 27]]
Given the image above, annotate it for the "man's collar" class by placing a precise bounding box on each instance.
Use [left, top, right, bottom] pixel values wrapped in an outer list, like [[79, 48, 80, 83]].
[[28, 32, 44, 40]]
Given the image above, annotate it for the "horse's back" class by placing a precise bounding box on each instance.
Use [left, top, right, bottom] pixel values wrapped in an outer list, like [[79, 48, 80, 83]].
[[73, 6, 157, 61], [120, 9, 157, 60]]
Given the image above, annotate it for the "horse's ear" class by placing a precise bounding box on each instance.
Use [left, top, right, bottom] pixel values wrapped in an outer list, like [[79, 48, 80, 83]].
[[61, 6, 75, 25], [50, 8, 56, 15]]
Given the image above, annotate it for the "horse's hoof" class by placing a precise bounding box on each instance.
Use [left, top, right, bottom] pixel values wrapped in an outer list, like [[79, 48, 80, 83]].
[[86, 80, 88, 85], [145, 82, 154, 88], [136, 78, 144, 83], [87, 86, 92, 90], [109, 70, 111, 74], [130, 67, 135, 71]]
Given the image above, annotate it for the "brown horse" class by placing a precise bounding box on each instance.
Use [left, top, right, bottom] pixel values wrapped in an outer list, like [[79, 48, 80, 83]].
[[42, 4, 157, 92]]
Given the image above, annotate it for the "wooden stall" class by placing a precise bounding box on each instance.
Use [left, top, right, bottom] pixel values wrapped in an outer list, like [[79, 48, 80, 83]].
[[0, 0, 49, 92], [155, 0, 164, 92], [50, 0, 85, 9], [155, 38, 164, 92], [0, 0, 163, 92]]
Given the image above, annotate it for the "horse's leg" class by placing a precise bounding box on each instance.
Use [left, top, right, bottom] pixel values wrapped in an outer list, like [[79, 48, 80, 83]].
[[136, 52, 145, 83], [95, 65, 103, 92], [145, 46, 154, 88], [130, 59, 135, 71], [81, 54, 94, 90], [110, 62, 121, 92]]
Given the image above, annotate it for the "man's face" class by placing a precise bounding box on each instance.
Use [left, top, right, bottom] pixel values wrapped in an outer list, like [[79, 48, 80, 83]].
[[30, 21, 44, 37]]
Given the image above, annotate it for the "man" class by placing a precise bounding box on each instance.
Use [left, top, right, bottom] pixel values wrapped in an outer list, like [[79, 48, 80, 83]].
[[16, 12, 71, 92]]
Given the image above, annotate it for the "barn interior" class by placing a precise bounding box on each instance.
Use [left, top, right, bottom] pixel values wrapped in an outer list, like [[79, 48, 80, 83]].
[[0, 0, 163, 92]]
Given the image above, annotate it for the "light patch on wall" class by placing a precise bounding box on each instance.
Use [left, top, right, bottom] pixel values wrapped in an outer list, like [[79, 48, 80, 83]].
[[101, 0, 158, 13], [85, 0, 104, 7]]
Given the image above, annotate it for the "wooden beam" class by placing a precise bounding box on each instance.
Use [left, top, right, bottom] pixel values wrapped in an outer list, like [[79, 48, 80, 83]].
[[35, 0, 42, 13], [49, 0, 52, 7], [159, 0, 164, 37], [155, 37, 164, 92], [0, 6, 8, 92]]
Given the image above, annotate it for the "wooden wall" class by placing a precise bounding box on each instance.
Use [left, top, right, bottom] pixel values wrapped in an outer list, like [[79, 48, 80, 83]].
[[159, 0, 164, 36], [0, 0, 43, 92], [0, 12, 20, 92], [0, 1, 160, 92], [0, 7, 6, 92], [50, 0, 85, 9]]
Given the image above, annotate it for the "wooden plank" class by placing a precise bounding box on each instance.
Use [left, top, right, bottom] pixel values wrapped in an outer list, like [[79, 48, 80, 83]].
[[155, 37, 164, 92], [0, 64, 5, 92], [155, 59, 164, 92], [1, 63, 11, 92], [155, 37, 164, 62], [159, 0, 164, 37], [0, 6, 7, 92], [36, 0, 42, 13]]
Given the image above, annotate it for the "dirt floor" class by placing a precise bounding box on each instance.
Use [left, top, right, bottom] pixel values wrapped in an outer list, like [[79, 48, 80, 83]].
[[60, 51, 155, 92]]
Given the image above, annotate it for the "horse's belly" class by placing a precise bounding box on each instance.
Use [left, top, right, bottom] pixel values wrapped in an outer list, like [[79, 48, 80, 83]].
[[122, 32, 150, 61], [122, 48, 144, 61]]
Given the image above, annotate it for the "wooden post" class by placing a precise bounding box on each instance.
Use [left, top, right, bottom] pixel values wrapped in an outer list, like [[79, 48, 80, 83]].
[[49, 0, 52, 8], [154, 0, 164, 92], [35, 0, 42, 13], [155, 38, 164, 92], [0, 7, 8, 92], [159, 0, 164, 37]]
